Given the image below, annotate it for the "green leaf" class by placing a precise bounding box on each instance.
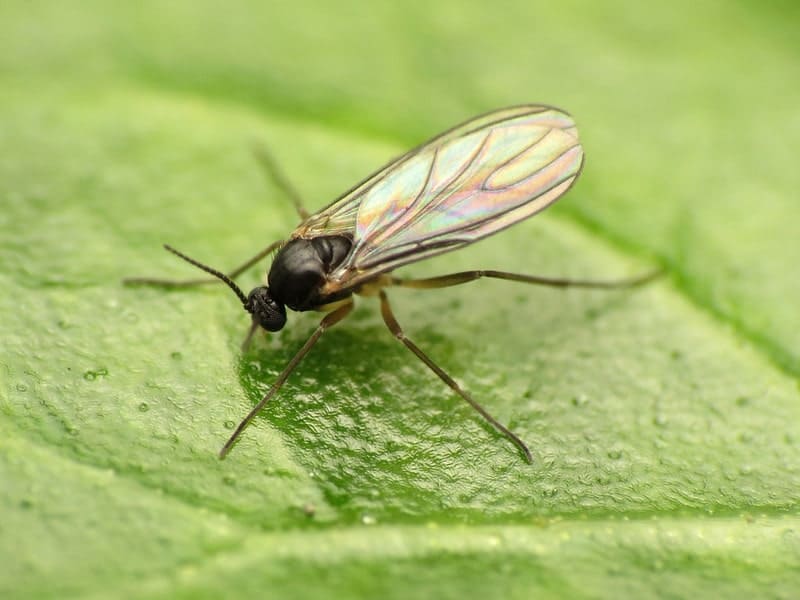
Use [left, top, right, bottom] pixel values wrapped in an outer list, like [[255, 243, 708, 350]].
[[2, 1, 799, 598]]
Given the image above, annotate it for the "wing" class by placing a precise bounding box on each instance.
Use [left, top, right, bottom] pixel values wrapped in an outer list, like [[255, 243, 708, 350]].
[[292, 105, 579, 241], [295, 105, 583, 288]]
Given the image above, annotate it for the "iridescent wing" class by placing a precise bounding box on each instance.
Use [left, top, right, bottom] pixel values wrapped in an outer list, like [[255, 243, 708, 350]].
[[295, 105, 583, 288], [293, 105, 579, 241]]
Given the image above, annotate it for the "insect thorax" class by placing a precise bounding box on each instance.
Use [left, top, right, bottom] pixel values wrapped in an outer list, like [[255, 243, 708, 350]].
[[267, 235, 353, 311]]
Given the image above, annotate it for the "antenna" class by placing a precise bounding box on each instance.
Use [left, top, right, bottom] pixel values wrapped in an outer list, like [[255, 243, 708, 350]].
[[163, 244, 250, 307]]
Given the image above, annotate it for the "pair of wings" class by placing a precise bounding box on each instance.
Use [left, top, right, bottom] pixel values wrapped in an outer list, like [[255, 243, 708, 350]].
[[292, 105, 584, 287]]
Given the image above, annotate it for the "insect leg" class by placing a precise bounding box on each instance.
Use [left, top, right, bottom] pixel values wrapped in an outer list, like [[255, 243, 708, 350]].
[[123, 239, 283, 288], [390, 268, 661, 290], [378, 290, 533, 464], [251, 142, 310, 220], [219, 299, 354, 458], [239, 319, 261, 352]]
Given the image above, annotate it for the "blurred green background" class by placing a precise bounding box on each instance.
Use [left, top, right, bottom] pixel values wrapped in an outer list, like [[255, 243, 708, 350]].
[[2, 1, 799, 598]]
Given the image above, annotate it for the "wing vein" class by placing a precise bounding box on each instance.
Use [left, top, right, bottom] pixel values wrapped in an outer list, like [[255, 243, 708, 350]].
[[484, 141, 581, 194], [481, 130, 551, 191]]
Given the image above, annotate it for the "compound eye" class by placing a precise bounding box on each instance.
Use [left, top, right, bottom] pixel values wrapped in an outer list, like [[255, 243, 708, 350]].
[[247, 287, 287, 332], [260, 300, 286, 331]]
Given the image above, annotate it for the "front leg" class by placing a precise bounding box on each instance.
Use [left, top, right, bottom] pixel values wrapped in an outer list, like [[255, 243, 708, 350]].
[[123, 240, 283, 288]]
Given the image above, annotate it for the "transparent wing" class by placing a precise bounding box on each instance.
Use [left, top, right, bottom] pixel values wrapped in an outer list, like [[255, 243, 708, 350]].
[[292, 105, 579, 241], [332, 105, 583, 280], [293, 105, 582, 293]]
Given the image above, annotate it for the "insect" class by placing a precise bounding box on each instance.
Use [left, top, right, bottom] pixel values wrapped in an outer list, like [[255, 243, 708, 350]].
[[125, 105, 657, 463]]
